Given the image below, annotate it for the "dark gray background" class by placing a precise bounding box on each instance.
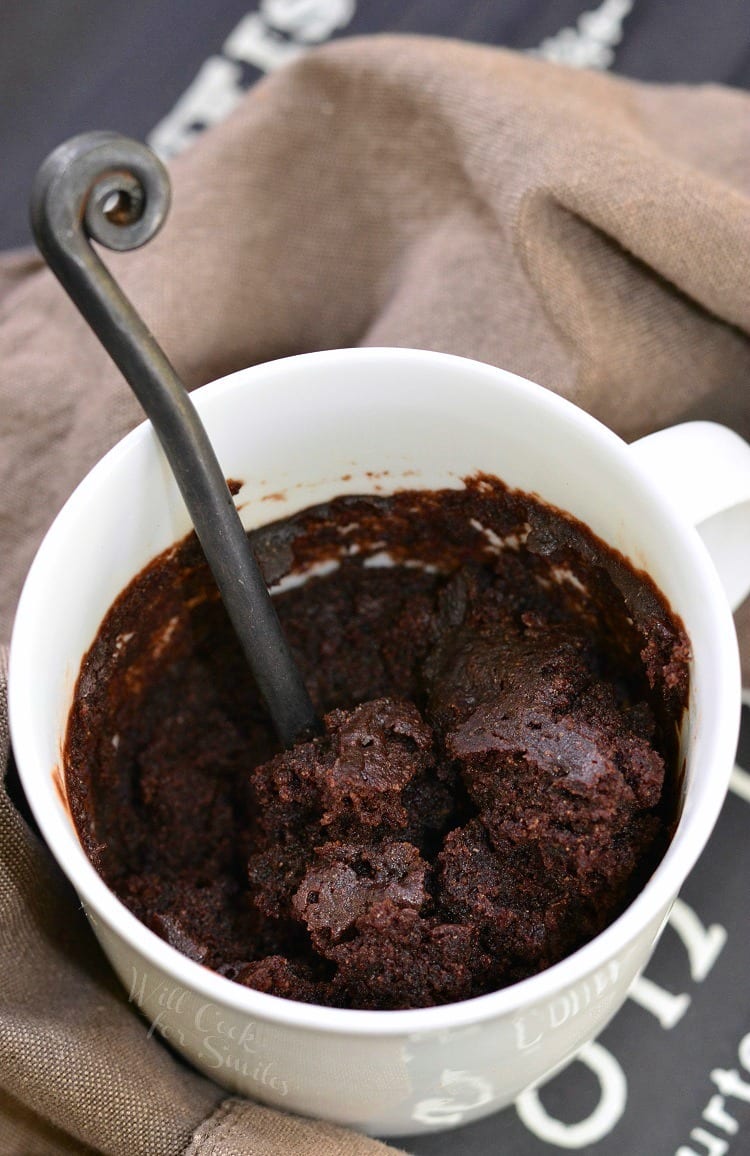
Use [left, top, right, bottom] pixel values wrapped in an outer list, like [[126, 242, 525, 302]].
[[3, 3, 750, 1151]]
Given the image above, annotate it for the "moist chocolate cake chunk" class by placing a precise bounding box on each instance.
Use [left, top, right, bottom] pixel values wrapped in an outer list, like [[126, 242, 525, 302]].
[[293, 839, 429, 949], [249, 698, 436, 842], [233, 955, 323, 1004], [65, 476, 690, 1009], [328, 904, 487, 1010]]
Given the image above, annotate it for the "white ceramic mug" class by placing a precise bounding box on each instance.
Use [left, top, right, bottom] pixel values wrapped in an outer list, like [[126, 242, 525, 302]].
[[9, 348, 750, 1137]]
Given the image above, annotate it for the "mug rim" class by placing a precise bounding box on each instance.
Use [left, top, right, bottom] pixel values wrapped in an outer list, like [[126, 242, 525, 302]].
[[9, 346, 741, 1038]]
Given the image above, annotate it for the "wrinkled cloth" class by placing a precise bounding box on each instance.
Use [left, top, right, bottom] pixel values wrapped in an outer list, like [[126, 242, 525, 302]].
[[1, 33, 749, 1155]]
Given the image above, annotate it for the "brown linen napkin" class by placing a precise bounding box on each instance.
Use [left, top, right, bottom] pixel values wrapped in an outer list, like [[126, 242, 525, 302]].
[[1, 32, 749, 1155]]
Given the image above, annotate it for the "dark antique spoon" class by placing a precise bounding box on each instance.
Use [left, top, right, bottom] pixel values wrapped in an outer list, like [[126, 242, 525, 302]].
[[30, 131, 318, 747]]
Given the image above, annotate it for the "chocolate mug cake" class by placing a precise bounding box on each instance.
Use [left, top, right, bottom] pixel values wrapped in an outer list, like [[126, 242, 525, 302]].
[[64, 474, 689, 1010]]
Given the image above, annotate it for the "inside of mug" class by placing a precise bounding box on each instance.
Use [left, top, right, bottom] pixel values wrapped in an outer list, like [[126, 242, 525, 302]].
[[11, 350, 734, 995]]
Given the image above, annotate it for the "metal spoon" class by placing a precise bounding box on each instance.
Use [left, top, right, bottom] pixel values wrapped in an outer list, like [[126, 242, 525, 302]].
[[30, 130, 318, 747]]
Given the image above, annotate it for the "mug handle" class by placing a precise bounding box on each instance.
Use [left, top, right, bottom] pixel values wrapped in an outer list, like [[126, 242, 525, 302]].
[[629, 421, 750, 613]]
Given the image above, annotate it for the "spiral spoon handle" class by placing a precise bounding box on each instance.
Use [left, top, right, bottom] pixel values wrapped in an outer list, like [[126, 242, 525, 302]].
[[31, 131, 318, 747]]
